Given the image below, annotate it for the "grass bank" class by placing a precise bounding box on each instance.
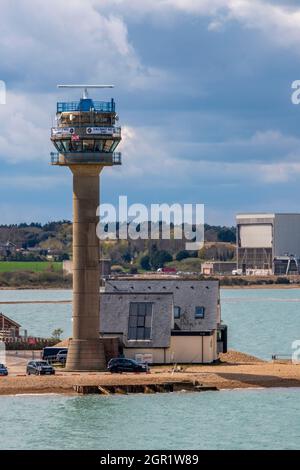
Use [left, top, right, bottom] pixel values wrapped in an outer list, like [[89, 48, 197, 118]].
[[0, 270, 72, 288], [0, 261, 62, 273]]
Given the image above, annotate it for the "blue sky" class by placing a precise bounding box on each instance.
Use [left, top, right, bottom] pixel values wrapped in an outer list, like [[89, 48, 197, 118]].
[[1, 0, 300, 225]]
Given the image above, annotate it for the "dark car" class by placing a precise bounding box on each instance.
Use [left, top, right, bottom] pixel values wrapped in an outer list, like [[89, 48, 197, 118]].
[[56, 350, 67, 365], [42, 347, 68, 363], [26, 360, 55, 376], [0, 364, 8, 376], [107, 358, 149, 374]]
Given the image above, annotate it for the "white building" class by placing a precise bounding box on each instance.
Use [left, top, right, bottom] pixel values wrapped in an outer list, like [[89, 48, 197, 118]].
[[236, 213, 300, 273], [100, 278, 227, 364]]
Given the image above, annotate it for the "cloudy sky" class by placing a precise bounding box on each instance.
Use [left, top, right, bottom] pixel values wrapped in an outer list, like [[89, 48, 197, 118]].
[[1, 0, 300, 225]]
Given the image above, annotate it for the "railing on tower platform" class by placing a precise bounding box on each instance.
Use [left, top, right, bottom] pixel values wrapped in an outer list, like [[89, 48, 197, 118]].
[[50, 151, 122, 165], [50, 152, 59, 164], [112, 152, 122, 165], [57, 100, 115, 113]]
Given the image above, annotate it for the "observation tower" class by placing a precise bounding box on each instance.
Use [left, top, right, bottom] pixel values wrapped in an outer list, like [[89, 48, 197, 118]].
[[50, 85, 121, 370]]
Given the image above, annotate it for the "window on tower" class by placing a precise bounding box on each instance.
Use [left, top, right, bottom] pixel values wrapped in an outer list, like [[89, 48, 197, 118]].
[[94, 140, 104, 152], [70, 141, 82, 152], [54, 141, 64, 152], [111, 141, 119, 152], [103, 139, 113, 152], [60, 140, 71, 152], [82, 140, 94, 152]]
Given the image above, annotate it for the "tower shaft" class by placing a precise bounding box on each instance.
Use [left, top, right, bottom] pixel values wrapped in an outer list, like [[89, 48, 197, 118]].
[[65, 165, 105, 371]]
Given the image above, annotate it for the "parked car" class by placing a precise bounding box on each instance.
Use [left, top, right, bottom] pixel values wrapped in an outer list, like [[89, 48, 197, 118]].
[[56, 350, 68, 365], [232, 269, 243, 276], [0, 364, 8, 376], [26, 360, 55, 375], [107, 358, 149, 373], [42, 347, 68, 362]]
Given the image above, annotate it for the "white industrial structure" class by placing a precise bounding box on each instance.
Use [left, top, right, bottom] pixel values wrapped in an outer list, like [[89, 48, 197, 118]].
[[236, 213, 300, 274]]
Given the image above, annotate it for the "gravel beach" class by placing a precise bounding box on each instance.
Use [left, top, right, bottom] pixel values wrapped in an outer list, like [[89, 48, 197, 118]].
[[1, 351, 300, 395]]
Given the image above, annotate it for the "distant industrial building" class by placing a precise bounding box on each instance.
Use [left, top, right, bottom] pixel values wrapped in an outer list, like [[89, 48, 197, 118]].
[[236, 213, 300, 274], [273, 256, 300, 275], [201, 261, 236, 276], [100, 278, 227, 364]]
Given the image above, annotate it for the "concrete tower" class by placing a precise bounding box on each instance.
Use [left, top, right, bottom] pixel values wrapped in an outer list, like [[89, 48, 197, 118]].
[[50, 85, 121, 370]]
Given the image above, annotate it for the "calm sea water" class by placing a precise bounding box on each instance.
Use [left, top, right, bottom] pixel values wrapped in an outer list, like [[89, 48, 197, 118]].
[[1, 389, 300, 450], [221, 288, 300, 359], [0, 288, 300, 450], [0, 289, 72, 338], [0, 288, 299, 360]]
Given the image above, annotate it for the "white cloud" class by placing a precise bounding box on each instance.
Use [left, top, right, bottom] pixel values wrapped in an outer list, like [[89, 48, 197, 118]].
[[259, 162, 300, 183], [0, 0, 166, 91], [0, 0, 299, 225], [109, 124, 300, 190], [98, 0, 300, 50], [0, 92, 52, 163], [0, 0, 169, 163], [223, 1, 300, 49]]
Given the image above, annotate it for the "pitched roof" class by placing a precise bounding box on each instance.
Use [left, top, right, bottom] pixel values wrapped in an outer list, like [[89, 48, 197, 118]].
[[0, 313, 21, 328]]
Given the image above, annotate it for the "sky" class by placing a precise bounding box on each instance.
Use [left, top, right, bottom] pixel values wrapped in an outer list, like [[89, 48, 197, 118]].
[[1, 0, 300, 226]]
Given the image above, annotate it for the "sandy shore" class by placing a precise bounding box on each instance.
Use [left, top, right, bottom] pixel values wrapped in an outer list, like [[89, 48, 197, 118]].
[[1, 352, 300, 395]]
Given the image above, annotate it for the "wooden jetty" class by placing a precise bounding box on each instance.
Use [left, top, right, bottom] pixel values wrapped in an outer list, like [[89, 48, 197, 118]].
[[73, 381, 218, 395]]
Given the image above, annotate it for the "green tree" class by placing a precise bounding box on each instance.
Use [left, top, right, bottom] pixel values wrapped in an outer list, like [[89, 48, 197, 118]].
[[122, 251, 132, 263], [52, 328, 63, 341], [150, 250, 172, 270], [218, 227, 236, 243], [140, 255, 151, 270], [129, 266, 138, 274], [198, 246, 206, 260], [176, 250, 190, 261], [59, 253, 70, 261]]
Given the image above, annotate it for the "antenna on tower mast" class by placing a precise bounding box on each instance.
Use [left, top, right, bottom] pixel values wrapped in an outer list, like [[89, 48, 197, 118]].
[[57, 84, 114, 99]]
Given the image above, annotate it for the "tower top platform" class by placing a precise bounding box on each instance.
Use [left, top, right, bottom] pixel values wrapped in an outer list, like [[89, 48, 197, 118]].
[[57, 98, 115, 113], [50, 85, 121, 167]]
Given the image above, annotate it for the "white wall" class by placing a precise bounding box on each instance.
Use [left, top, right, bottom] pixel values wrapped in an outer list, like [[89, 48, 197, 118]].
[[123, 332, 217, 364], [239, 224, 273, 248]]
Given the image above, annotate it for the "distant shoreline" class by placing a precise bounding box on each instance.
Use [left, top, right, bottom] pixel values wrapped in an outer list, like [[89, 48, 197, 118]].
[[221, 284, 300, 289], [0, 285, 299, 291], [0, 300, 71, 304], [0, 287, 72, 291]]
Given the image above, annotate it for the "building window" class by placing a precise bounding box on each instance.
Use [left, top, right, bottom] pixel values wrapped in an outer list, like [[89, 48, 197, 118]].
[[195, 306, 205, 319], [128, 302, 152, 340], [174, 306, 181, 319]]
